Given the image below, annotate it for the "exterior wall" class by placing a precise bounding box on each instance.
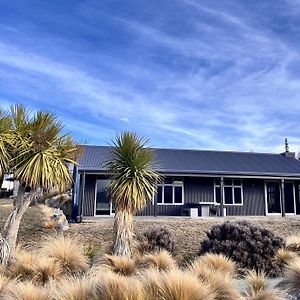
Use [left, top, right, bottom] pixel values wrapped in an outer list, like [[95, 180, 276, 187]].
[[76, 173, 298, 218], [225, 179, 265, 216], [82, 174, 97, 217]]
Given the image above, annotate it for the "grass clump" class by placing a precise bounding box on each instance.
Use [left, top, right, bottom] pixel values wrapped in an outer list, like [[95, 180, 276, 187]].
[[96, 254, 136, 276], [40, 235, 89, 274], [137, 250, 177, 271]]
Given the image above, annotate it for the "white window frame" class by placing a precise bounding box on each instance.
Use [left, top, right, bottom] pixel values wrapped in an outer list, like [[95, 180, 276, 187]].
[[214, 179, 243, 206], [155, 180, 184, 205]]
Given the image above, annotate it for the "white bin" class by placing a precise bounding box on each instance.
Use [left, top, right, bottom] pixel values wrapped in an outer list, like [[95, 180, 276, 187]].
[[190, 208, 199, 218]]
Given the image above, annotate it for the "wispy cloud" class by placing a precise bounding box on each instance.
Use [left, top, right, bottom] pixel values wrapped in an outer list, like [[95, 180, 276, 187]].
[[0, 0, 300, 153]]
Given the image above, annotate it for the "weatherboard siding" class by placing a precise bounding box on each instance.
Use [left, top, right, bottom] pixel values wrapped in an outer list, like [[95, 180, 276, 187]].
[[78, 176, 270, 217], [225, 179, 265, 216]]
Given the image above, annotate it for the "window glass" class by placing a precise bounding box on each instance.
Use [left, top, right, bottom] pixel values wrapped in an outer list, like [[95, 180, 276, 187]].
[[234, 187, 242, 204], [157, 186, 163, 203], [164, 186, 173, 203], [215, 179, 220, 186], [224, 187, 233, 204], [174, 186, 183, 203], [215, 187, 221, 203]]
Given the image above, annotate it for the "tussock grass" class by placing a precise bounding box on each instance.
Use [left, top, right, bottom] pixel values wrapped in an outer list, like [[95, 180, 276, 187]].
[[188, 261, 242, 300], [53, 275, 97, 300], [137, 250, 177, 271], [3, 281, 51, 300], [44, 219, 59, 230], [141, 268, 216, 300], [40, 235, 89, 274], [197, 253, 236, 276], [32, 257, 62, 284], [245, 271, 284, 300], [274, 248, 296, 267], [286, 236, 300, 253], [96, 254, 136, 276], [96, 271, 144, 300], [0, 274, 13, 295], [9, 247, 37, 279], [282, 257, 300, 292]]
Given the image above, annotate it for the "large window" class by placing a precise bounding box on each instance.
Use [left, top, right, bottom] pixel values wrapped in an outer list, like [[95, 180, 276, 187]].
[[214, 179, 243, 205], [155, 178, 184, 205]]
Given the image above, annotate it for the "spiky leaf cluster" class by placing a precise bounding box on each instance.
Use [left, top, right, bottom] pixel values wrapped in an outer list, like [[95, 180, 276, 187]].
[[0, 104, 78, 192], [199, 221, 284, 277], [107, 132, 162, 213]]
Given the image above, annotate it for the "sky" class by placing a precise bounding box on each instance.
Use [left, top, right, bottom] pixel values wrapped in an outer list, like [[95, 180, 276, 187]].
[[0, 0, 300, 153]]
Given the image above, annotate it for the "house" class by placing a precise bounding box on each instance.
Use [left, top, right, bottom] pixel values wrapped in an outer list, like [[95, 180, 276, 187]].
[[72, 144, 300, 221]]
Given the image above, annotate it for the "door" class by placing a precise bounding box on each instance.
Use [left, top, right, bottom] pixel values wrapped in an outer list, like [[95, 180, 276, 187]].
[[266, 181, 281, 215], [95, 179, 113, 216], [284, 182, 295, 215], [295, 183, 300, 215]]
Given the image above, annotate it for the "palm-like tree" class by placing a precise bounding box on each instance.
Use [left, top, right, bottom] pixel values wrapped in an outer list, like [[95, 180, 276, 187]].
[[1, 104, 77, 265], [107, 132, 161, 257]]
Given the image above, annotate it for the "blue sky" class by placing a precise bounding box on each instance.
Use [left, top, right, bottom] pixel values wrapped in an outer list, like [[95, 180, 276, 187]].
[[0, 0, 300, 153]]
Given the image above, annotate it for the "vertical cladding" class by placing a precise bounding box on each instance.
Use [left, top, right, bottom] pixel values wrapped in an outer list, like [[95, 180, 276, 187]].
[[226, 179, 265, 216], [184, 177, 214, 203], [82, 174, 97, 216]]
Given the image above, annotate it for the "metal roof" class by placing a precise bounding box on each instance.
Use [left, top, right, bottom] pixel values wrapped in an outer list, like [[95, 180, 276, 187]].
[[77, 145, 300, 178]]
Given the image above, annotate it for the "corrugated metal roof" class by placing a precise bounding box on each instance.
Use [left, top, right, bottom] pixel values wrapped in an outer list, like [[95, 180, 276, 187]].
[[77, 145, 300, 177]]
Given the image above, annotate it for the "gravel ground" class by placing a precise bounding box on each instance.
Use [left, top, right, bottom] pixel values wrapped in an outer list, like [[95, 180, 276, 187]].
[[1, 199, 300, 258]]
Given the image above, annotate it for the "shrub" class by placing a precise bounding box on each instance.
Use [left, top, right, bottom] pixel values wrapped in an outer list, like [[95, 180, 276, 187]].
[[199, 221, 284, 277], [138, 226, 177, 255]]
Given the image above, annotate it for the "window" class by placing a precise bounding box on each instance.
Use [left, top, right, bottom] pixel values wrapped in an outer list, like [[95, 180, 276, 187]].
[[214, 179, 243, 205], [155, 178, 184, 205]]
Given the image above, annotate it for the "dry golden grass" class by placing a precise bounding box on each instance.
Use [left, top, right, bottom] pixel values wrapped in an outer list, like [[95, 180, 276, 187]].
[[244, 270, 284, 300], [274, 248, 297, 267], [9, 247, 37, 279], [40, 235, 89, 274], [137, 250, 177, 271], [32, 256, 63, 284], [3, 281, 51, 300], [197, 253, 236, 276], [95, 271, 145, 300], [187, 261, 242, 300], [246, 271, 267, 295], [53, 275, 97, 300], [43, 219, 59, 230], [286, 236, 300, 252], [96, 254, 136, 276], [0, 274, 13, 295], [283, 257, 300, 292], [141, 268, 216, 300]]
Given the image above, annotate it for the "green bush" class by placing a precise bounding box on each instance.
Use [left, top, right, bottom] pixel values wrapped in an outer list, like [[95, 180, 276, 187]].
[[199, 221, 284, 277], [138, 226, 177, 255]]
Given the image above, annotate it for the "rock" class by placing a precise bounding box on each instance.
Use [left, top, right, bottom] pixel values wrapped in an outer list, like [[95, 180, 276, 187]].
[[51, 208, 69, 231]]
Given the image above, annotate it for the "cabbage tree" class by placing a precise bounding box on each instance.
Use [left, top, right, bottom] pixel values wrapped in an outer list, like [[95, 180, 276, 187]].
[[107, 132, 161, 257], [0, 104, 77, 265]]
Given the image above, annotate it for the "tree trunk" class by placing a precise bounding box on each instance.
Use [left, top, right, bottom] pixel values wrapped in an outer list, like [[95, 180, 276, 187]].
[[113, 209, 133, 257], [0, 187, 37, 266]]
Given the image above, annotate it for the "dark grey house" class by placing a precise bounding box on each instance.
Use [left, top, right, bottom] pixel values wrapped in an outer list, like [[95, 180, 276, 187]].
[[72, 145, 300, 221]]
